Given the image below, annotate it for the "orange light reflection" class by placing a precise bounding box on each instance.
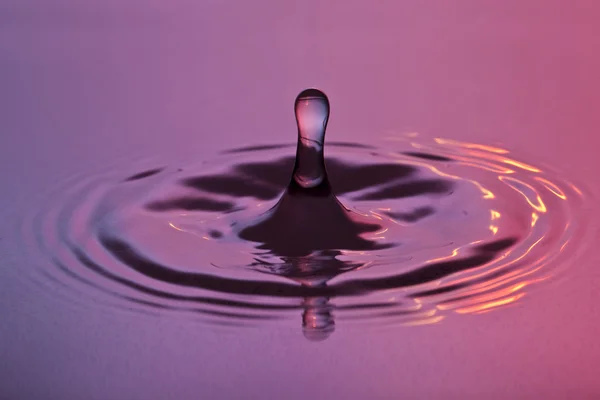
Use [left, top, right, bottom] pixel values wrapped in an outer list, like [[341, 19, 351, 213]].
[[430, 236, 546, 301], [531, 212, 539, 227], [437, 281, 527, 311], [434, 138, 509, 154], [425, 248, 460, 264], [403, 315, 445, 326], [534, 177, 567, 200], [455, 293, 526, 314], [499, 176, 547, 212]]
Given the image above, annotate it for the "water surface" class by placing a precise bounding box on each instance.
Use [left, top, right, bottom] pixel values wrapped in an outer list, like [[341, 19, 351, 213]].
[[1, 1, 600, 399]]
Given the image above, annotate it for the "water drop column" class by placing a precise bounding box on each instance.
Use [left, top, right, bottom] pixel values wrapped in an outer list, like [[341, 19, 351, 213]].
[[292, 89, 331, 191]]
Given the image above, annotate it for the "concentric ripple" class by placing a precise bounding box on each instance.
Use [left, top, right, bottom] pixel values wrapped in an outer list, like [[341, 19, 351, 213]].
[[18, 135, 589, 340]]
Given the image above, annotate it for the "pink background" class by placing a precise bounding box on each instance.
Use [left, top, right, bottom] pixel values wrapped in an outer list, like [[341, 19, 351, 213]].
[[1, 1, 599, 398]]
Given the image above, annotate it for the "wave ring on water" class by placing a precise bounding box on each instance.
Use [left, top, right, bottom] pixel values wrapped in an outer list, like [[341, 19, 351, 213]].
[[17, 90, 590, 341], [18, 135, 587, 341]]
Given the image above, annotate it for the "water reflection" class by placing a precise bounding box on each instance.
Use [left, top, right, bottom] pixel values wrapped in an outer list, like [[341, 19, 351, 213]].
[[90, 231, 519, 340], [302, 296, 335, 341]]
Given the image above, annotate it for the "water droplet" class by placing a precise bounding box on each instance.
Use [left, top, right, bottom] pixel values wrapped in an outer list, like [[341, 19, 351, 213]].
[[237, 89, 391, 258], [292, 88, 330, 189]]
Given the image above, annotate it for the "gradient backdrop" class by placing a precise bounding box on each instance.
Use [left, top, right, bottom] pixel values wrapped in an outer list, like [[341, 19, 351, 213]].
[[1, 1, 600, 399]]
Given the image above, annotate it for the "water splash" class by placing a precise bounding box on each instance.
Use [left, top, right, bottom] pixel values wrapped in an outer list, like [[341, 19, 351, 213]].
[[14, 89, 591, 341]]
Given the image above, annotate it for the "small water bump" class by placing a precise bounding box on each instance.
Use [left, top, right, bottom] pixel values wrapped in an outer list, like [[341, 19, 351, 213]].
[[145, 196, 237, 212], [15, 88, 592, 341], [354, 179, 454, 201], [402, 152, 454, 162], [223, 144, 293, 154], [384, 206, 435, 223], [124, 167, 165, 182], [209, 230, 223, 239], [182, 174, 281, 200]]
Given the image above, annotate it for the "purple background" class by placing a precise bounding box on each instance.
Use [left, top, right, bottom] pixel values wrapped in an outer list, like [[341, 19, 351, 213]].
[[1, 1, 600, 399]]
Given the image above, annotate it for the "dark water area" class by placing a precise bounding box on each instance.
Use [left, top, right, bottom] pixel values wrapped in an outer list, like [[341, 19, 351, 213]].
[[2, 1, 600, 399]]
